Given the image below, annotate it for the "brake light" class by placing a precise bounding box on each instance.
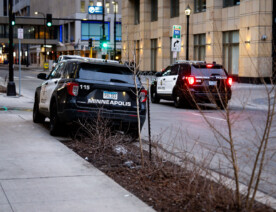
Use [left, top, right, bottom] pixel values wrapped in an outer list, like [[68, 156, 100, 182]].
[[186, 76, 195, 85], [66, 82, 79, 96], [140, 89, 148, 103], [227, 77, 233, 86], [206, 64, 214, 68]]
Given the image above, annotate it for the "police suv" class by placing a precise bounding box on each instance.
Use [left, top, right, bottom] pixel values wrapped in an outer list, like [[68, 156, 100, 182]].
[[151, 61, 232, 108], [33, 58, 147, 137]]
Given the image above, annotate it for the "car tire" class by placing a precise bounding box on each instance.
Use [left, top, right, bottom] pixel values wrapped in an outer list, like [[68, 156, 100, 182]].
[[216, 99, 228, 109], [50, 101, 62, 136], [173, 93, 184, 108], [151, 88, 160, 104], [33, 96, 45, 123]]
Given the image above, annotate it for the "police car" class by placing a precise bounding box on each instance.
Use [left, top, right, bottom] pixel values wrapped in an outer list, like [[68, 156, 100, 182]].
[[33, 58, 147, 137], [151, 60, 232, 108]]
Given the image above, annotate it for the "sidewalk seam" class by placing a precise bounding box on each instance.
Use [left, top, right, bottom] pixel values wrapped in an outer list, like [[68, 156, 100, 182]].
[[0, 182, 15, 212]]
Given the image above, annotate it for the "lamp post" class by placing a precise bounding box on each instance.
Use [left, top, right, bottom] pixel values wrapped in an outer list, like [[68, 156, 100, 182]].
[[185, 5, 191, 60], [7, 0, 16, 96], [34, 11, 46, 65], [112, 1, 117, 60]]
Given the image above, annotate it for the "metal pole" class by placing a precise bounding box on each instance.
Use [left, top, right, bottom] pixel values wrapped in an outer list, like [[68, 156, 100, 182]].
[[44, 15, 46, 65], [102, 0, 105, 38], [186, 15, 190, 60], [114, 2, 116, 59], [19, 39, 21, 97], [7, 0, 16, 96], [147, 79, 152, 161]]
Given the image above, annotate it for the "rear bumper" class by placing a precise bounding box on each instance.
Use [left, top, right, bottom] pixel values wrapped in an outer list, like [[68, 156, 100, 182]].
[[193, 91, 232, 103], [58, 108, 146, 126]]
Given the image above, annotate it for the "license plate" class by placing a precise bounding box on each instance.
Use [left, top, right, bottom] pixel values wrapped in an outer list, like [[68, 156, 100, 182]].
[[103, 91, 118, 100], [209, 81, 217, 86]]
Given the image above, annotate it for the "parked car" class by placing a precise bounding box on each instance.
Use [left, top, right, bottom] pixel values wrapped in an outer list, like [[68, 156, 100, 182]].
[[151, 60, 232, 109], [33, 59, 147, 137]]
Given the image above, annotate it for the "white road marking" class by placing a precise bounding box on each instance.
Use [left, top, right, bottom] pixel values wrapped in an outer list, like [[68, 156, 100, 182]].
[[25, 76, 36, 79], [191, 113, 226, 121]]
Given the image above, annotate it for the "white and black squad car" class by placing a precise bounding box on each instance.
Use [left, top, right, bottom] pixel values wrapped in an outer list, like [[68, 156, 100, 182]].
[[33, 58, 147, 137], [151, 60, 232, 109]]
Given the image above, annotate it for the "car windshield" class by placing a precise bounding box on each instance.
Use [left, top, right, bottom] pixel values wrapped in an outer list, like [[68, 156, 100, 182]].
[[191, 66, 227, 77], [78, 63, 139, 84]]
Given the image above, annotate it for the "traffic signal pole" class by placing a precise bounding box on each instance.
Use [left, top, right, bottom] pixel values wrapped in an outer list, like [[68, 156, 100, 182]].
[[7, 0, 16, 96]]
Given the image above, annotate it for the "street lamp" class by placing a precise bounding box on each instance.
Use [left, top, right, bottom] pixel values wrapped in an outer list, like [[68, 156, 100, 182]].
[[185, 5, 191, 60], [34, 11, 47, 65], [112, 1, 117, 60]]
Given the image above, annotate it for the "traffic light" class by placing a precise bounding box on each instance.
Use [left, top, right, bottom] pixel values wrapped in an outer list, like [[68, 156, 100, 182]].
[[11, 13, 15, 26], [88, 38, 93, 47], [100, 37, 108, 49], [46, 14, 52, 27]]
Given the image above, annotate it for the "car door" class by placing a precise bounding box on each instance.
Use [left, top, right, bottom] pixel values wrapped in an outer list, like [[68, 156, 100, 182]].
[[164, 65, 178, 94], [39, 62, 65, 111], [157, 67, 171, 95]]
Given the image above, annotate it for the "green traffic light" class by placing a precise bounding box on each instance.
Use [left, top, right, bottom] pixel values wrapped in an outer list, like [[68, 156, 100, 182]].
[[11, 21, 15, 26], [47, 22, 52, 27], [103, 43, 108, 48]]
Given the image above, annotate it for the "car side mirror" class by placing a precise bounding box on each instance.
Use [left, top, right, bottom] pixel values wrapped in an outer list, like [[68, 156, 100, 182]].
[[155, 72, 162, 77], [37, 73, 47, 80]]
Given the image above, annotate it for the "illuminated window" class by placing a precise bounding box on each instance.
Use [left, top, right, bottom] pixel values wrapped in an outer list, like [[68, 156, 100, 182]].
[[97, 1, 102, 6], [106, 2, 110, 13], [89, 1, 94, 6], [80, 1, 85, 13]]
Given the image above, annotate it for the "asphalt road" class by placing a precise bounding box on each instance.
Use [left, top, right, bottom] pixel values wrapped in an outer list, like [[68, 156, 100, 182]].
[[1, 69, 276, 199]]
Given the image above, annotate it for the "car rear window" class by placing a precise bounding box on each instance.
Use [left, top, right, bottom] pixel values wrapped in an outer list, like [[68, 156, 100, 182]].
[[77, 63, 138, 84], [191, 66, 227, 77]]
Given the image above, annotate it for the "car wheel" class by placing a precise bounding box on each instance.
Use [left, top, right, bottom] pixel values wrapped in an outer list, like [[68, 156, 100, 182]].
[[216, 99, 228, 109], [173, 93, 184, 108], [50, 101, 61, 136], [33, 97, 45, 123], [151, 88, 160, 103]]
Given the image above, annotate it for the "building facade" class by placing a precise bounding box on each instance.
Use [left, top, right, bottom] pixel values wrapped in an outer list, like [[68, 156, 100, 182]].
[[122, 0, 274, 80], [28, 0, 122, 60], [9, 0, 122, 66]]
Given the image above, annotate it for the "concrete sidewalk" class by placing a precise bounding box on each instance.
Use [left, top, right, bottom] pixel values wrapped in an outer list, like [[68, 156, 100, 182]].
[[0, 94, 154, 212]]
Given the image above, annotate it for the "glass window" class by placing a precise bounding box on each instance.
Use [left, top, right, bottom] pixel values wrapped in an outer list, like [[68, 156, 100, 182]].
[[194, 34, 206, 61], [81, 1, 85, 13], [171, 0, 179, 18], [195, 0, 206, 13], [134, 0, 140, 25], [97, 1, 102, 6], [151, 0, 158, 22], [223, 0, 240, 7], [116, 22, 122, 41], [223, 31, 239, 75], [151, 39, 158, 72], [114, 3, 118, 13], [81, 21, 110, 41], [89, 1, 94, 6], [106, 2, 110, 13]]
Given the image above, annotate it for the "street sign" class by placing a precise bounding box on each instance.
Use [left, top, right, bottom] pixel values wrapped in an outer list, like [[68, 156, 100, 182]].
[[172, 25, 181, 39], [172, 25, 181, 52], [18, 28, 24, 39], [44, 62, 49, 70], [88, 6, 103, 14]]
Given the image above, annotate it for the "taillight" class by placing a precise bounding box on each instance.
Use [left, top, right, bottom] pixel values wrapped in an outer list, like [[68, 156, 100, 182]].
[[186, 76, 195, 85], [140, 89, 148, 103], [66, 82, 79, 96], [206, 64, 214, 68], [227, 77, 233, 86]]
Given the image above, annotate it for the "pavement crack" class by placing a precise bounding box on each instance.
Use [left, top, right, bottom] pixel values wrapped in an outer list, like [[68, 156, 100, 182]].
[[0, 182, 15, 212]]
